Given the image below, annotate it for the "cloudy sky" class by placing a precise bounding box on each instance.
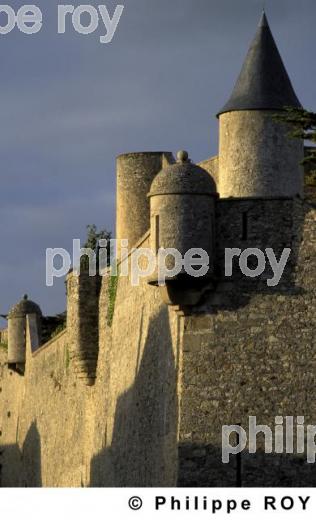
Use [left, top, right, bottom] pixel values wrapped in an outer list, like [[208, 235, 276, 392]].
[[0, 0, 315, 321]]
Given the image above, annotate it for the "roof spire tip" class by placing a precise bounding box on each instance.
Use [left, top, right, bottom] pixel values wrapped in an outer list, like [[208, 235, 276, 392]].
[[217, 3, 301, 116], [259, 9, 268, 27]]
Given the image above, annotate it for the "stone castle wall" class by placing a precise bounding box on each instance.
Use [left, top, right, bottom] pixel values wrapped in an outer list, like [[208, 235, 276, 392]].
[[0, 329, 8, 345], [0, 235, 183, 487], [90, 233, 182, 486], [178, 198, 316, 486], [198, 156, 219, 186], [0, 199, 315, 487]]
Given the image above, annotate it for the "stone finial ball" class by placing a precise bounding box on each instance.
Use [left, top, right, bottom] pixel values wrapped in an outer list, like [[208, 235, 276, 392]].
[[177, 150, 189, 163]]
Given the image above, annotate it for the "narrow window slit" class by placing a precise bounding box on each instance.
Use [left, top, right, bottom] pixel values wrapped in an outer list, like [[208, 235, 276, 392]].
[[155, 215, 160, 253], [242, 212, 248, 241]]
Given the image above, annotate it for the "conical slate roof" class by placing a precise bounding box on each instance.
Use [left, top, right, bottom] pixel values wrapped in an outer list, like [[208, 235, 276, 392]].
[[217, 12, 301, 116]]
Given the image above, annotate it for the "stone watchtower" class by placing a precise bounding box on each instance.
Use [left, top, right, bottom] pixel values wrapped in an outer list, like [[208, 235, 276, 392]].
[[218, 12, 304, 198], [7, 295, 42, 373]]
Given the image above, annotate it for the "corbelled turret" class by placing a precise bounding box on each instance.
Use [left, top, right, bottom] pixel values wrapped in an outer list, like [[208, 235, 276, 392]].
[[218, 12, 304, 198]]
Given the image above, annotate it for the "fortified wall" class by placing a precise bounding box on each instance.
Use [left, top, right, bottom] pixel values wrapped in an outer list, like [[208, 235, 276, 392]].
[[0, 11, 315, 487], [0, 194, 315, 487], [0, 245, 182, 487]]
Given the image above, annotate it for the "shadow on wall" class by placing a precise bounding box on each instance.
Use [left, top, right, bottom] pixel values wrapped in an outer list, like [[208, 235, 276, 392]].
[[90, 306, 179, 487], [197, 199, 315, 313], [0, 421, 42, 487], [22, 421, 42, 487], [178, 442, 316, 487], [178, 199, 316, 487]]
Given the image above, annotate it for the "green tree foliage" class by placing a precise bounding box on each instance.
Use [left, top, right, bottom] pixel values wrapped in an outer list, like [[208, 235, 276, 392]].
[[81, 224, 112, 271], [107, 270, 119, 327], [81, 225, 118, 326], [276, 107, 316, 186], [83, 224, 111, 251]]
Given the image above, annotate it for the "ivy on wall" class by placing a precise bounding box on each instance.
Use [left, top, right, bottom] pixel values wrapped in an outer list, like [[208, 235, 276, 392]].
[[107, 269, 119, 327]]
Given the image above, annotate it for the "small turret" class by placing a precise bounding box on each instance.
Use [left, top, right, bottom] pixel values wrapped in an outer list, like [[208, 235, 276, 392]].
[[148, 151, 217, 305], [218, 12, 304, 198], [116, 151, 174, 259], [7, 295, 42, 370]]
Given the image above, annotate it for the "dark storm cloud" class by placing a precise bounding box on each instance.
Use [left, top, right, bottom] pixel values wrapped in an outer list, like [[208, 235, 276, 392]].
[[0, 0, 315, 320]]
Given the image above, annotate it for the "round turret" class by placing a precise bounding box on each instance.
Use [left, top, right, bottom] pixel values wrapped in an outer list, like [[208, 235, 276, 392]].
[[148, 151, 217, 304], [8, 295, 42, 365], [8, 294, 42, 319], [116, 151, 174, 260], [149, 151, 217, 197], [217, 13, 304, 198]]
